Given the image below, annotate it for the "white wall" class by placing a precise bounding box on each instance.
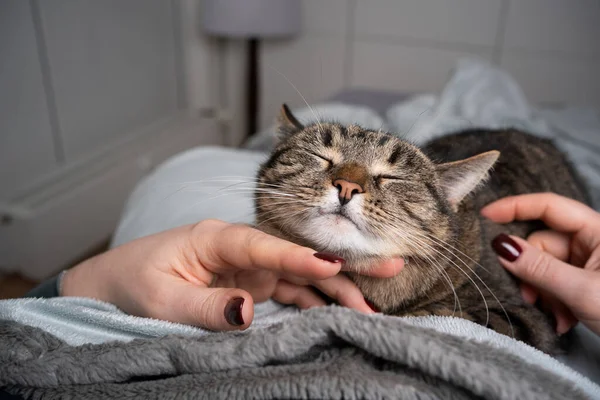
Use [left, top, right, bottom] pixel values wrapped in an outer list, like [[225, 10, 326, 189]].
[[258, 0, 600, 130], [0, 0, 223, 279], [1, 0, 185, 201], [0, 1, 59, 201]]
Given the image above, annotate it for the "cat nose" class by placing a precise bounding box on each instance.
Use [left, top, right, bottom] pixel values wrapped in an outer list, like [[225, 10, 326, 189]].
[[333, 179, 364, 206]]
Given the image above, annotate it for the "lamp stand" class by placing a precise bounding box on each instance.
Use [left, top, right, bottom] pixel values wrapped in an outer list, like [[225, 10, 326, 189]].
[[246, 38, 259, 139]]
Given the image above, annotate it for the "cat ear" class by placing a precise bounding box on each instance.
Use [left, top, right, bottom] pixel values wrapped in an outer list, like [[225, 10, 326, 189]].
[[277, 104, 304, 137], [436, 150, 500, 208]]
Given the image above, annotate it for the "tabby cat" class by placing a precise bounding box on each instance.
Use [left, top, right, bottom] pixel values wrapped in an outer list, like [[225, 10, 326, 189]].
[[255, 104, 589, 354]]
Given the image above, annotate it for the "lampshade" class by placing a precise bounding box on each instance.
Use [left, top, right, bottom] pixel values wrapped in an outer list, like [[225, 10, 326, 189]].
[[202, 0, 301, 39]]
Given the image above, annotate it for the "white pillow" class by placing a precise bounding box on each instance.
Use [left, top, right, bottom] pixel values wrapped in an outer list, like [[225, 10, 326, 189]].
[[111, 147, 266, 247]]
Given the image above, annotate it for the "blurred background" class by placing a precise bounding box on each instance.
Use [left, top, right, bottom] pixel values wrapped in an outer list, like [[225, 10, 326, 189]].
[[1, 0, 599, 296]]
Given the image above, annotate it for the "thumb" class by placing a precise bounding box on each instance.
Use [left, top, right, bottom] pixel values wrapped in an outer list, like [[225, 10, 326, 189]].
[[163, 283, 255, 331], [491, 233, 586, 308]]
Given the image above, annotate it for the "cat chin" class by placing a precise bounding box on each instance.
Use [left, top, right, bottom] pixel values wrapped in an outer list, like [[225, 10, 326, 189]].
[[297, 214, 401, 257]]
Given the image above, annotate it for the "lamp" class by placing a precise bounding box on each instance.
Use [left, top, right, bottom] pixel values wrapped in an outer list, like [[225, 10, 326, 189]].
[[202, 0, 301, 139]]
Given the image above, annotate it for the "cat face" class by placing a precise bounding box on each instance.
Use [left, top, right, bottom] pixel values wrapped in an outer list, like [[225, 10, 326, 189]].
[[255, 105, 499, 271]]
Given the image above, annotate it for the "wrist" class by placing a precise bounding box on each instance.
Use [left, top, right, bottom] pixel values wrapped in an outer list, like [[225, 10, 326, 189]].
[[61, 253, 113, 302]]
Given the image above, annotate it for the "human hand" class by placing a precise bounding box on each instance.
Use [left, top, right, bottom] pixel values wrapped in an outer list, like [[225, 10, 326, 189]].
[[482, 193, 600, 335], [61, 220, 403, 331]]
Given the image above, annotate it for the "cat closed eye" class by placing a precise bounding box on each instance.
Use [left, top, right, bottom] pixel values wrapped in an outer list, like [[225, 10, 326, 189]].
[[308, 152, 333, 168], [375, 175, 406, 183]]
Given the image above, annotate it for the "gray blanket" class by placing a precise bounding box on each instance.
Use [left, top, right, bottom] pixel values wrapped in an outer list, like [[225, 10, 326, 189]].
[[0, 306, 588, 400]]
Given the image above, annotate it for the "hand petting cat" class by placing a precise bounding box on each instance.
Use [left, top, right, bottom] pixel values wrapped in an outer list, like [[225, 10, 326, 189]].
[[61, 219, 404, 331], [483, 193, 600, 336]]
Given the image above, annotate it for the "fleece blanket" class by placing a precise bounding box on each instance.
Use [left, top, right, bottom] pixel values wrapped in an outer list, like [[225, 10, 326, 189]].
[[1, 300, 598, 400]]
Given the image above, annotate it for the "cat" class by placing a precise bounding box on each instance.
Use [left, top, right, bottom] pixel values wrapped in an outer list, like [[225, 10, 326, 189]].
[[254, 104, 590, 354]]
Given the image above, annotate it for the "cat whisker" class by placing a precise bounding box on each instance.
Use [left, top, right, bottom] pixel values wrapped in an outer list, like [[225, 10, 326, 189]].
[[220, 188, 298, 196], [420, 233, 514, 338], [403, 228, 514, 338], [175, 191, 297, 204], [257, 201, 313, 214], [368, 211, 484, 323], [268, 64, 325, 136], [230, 202, 310, 225], [402, 107, 431, 142], [254, 207, 311, 239], [216, 202, 313, 227], [371, 224, 462, 316], [158, 177, 294, 194], [374, 213, 490, 326], [175, 185, 292, 194], [152, 176, 265, 188], [257, 202, 313, 211], [375, 224, 462, 315], [408, 238, 462, 316], [418, 233, 491, 274], [406, 231, 490, 326], [156, 177, 268, 201], [231, 190, 296, 198], [174, 190, 295, 216], [214, 180, 292, 196]]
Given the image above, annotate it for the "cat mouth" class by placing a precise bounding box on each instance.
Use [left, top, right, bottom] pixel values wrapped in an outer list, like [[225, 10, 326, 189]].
[[318, 208, 360, 229]]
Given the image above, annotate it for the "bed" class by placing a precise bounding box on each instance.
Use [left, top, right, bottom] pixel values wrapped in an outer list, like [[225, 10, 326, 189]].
[[1, 60, 600, 399]]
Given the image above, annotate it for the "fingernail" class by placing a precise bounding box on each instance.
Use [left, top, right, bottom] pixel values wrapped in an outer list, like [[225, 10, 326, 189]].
[[225, 297, 245, 326], [365, 299, 380, 313], [491, 233, 522, 262], [313, 252, 345, 264]]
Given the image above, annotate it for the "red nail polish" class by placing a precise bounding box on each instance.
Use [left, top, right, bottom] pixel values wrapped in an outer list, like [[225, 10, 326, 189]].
[[225, 297, 245, 326], [491, 233, 522, 262], [365, 299, 381, 313], [314, 252, 345, 263]]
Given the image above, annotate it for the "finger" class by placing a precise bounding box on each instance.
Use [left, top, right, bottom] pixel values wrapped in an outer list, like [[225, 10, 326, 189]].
[[549, 299, 578, 335], [527, 230, 571, 263], [344, 258, 405, 278], [492, 233, 593, 309], [194, 221, 342, 280], [535, 291, 578, 335], [312, 275, 375, 314], [481, 193, 599, 234], [556, 311, 578, 335], [284, 273, 375, 314], [215, 270, 278, 303], [273, 280, 327, 309], [153, 281, 254, 331], [520, 282, 539, 305]]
